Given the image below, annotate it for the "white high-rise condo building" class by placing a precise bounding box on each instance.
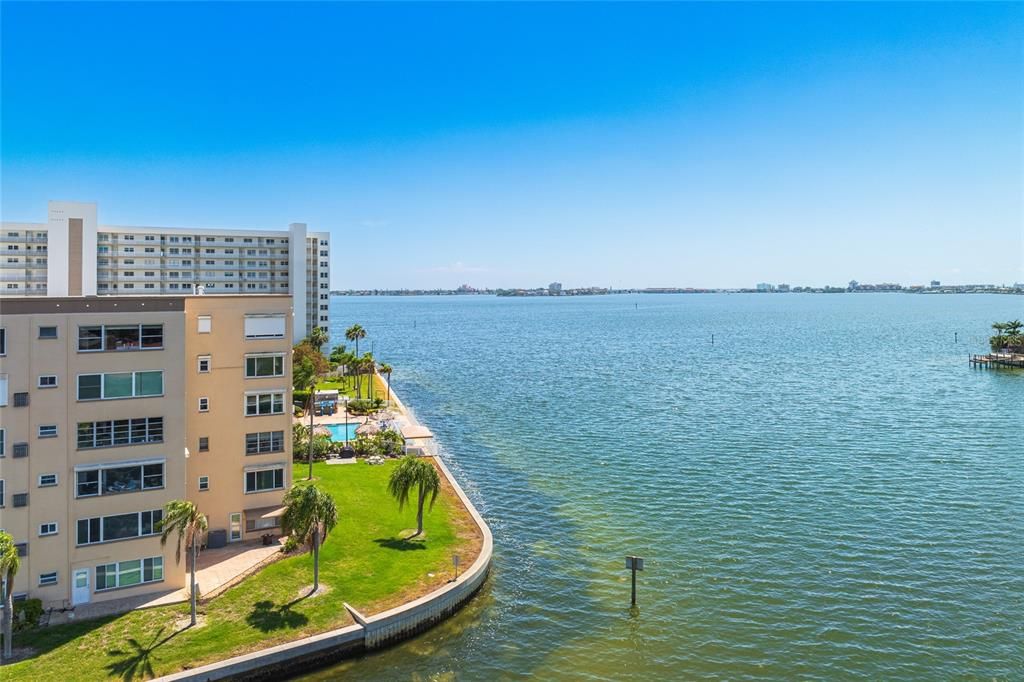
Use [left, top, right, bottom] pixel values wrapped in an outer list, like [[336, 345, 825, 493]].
[[1, 201, 331, 341]]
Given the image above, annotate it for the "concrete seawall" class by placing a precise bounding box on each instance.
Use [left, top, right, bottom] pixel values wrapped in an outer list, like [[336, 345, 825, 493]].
[[155, 387, 493, 682]]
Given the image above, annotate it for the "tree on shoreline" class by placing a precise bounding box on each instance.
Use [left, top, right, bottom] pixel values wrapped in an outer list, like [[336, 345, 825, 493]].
[[1, 531, 20, 661], [159, 501, 209, 627], [282, 483, 338, 594], [990, 319, 1024, 352], [309, 326, 329, 353], [387, 456, 441, 538], [379, 362, 393, 404]]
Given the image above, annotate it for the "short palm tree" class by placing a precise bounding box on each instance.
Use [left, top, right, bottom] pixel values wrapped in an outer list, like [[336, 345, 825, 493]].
[[282, 484, 338, 593], [378, 362, 393, 404], [309, 326, 329, 352], [0, 530, 20, 661], [387, 455, 441, 537], [159, 500, 208, 627]]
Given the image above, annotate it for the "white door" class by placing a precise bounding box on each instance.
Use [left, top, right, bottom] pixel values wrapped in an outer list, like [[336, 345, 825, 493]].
[[229, 513, 242, 542], [72, 568, 90, 605]]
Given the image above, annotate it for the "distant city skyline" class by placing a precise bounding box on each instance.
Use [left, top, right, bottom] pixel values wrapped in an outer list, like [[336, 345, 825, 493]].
[[2, 3, 1021, 290]]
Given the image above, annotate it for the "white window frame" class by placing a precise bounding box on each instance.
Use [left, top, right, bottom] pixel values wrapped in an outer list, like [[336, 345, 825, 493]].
[[74, 458, 166, 499], [244, 391, 286, 416], [38, 473, 58, 487], [76, 371, 164, 401], [38, 424, 58, 438], [243, 314, 286, 340], [197, 355, 211, 373], [95, 556, 163, 591], [197, 315, 212, 333], [38, 375, 58, 388], [198, 397, 210, 412], [39, 522, 58, 536], [244, 464, 286, 494], [38, 572, 58, 586], [244, 353, 286, 378], [198, 476, 209, 491]]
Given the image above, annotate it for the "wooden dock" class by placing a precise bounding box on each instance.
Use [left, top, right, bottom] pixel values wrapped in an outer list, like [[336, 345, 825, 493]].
[[970, 353, 1024, 369]]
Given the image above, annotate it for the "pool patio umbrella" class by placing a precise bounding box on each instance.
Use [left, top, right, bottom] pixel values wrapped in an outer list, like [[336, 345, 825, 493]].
[[356, 422, 380, 436], [313, 425, 332, 438]]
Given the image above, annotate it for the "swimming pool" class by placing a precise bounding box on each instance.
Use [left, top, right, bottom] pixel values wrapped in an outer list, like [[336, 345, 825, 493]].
[[323, 423, 359, 442]]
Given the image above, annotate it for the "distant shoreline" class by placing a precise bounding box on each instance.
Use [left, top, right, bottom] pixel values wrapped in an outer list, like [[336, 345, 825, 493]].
[[331, 288, 1024, 297]]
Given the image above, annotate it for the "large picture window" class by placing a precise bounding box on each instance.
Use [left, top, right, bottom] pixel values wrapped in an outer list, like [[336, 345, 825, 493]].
[[77, 417, 163, 449], [245, 467, 284, 493], [75, 461, 164, 497], [78, 371, 163, 400], [78, 324, 163, 352], [77, 509, 163, 545], [245, 354, 285, 378], [245, 392, 285, 416], [245, 430, 285, 455], [96, 557, 163, 591]]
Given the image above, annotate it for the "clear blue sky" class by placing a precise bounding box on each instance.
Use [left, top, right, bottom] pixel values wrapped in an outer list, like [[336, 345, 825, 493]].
[[2, 2, 1021, 289]]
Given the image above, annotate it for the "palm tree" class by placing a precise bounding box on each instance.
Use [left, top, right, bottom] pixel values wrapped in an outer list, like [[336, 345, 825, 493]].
[[159, 500, 209, 627], [387, 455, 441, 537], [306, 373, 319, 481], [281, 484, 338, 593], [0, 531, 20, 661], [361, 352, 375, 401], [378, 363, 393, 404], [345, 324, 366, 358], [309, 326, 329, 353]]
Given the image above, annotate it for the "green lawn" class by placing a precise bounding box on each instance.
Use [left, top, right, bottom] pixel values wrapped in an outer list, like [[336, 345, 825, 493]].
[[6, 460, 479, 681], [315, 374, 389, 401]]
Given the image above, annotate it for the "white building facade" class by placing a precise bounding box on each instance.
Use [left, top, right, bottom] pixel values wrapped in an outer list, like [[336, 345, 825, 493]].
[[2, 201, 330, 341]]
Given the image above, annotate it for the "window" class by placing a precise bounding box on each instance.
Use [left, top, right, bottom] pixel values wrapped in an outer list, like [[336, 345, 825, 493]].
[[197, 315, 212, 333], [245, 354, 285, 378], [75, 461, 165, 498], [39, 522, 58, 536], [12, 443, 27, 458], [197, 356, 211, 373], [13, 392, 29, 407], [96, 557, 163, 590], [246, 516, 281, 532], [0, 479, 4, 507], [245, 430, 284, 455], [38, 473, 58, 487], [198, 476, 209, 491], [198, 397, 209, 412], [77, 371, 163, 400], [0, 428, 4, 457], [39, 572, 58, 586], [77, 417, 163, 449], [245, 467, 285, 493], [79, 324, 163, 352], [14, 543, 26, 557], [39, 326, 58, 339], [0, 328, 5, 355], [13, 493, 28, 507], [77, 510, 163, 545], [243, 315, 286, 339], [0, 374, 6, 406], [199, 437, 209, 452], [38, 375, 58, 388], [38, 425, 57, 438], [245, 392, 285, 416]]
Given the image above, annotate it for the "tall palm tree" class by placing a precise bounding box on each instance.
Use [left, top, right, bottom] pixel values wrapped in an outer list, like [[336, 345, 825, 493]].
[[0, 531, 20, 661], [159, 500, 209, 627], [378, 363, 393, 404], [345, 325, 367, 397], [387, 455, 441, 537], [361, 352, 375, 401], [282, 484, 338, 593], [306, 373, 319, 481], [309, 326, 329, 353]]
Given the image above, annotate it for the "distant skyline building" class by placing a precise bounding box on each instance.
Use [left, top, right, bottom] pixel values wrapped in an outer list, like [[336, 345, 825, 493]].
[[755, 283, 775, 292], [549, 282, 563, 294], [1, 201, 331, 342]]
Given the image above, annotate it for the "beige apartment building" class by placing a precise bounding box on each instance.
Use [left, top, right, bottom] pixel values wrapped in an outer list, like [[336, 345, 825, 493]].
[[2, 201, 331, 342], [0, 294, 293, 609]]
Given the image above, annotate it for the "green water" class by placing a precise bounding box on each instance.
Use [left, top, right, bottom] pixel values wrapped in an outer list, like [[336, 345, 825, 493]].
[[305, 293, 1023, 680]]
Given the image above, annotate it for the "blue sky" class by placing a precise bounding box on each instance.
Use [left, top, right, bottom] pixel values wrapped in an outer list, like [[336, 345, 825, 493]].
[[2, 2, 1021, 289]]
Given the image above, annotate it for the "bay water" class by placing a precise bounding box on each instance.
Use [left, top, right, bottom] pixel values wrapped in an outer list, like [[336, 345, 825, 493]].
[[304, 293, 1022, 680]]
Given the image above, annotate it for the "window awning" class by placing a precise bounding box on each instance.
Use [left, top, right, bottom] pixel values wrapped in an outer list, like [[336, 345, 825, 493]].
[[245, 505, 285, 520]]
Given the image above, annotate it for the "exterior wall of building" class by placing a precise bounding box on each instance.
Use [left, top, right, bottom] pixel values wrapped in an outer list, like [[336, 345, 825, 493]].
[[183, 296, 293, 547], [0, 297, 188, 607], [1, 202, 330, 342]]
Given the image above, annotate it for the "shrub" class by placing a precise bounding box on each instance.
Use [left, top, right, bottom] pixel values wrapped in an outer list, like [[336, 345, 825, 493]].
[[13, 598, 44, 632], [294, 389, 311, 408], [281, 535, 300, 553]]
